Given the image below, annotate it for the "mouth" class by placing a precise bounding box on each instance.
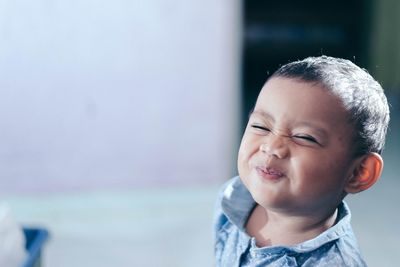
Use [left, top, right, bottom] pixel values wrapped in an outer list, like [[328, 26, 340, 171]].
[[255, 166, 285, 181]]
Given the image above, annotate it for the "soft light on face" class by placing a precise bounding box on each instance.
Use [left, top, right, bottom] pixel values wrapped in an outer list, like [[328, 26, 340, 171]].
[[237, 77, 357, 216]]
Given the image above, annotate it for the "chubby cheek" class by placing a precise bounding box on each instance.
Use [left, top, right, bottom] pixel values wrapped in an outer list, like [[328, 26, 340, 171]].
[[237, 134, 256, 178], [237, 142, 249, 178], [293, 156, 348, 196]]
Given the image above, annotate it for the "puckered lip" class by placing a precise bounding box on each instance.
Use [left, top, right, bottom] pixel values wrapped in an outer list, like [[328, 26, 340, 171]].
[[254, 165, 286, 180]]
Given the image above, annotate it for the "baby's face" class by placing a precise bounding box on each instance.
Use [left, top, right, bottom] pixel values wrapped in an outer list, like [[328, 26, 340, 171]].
[[238, 77, 357, 216]]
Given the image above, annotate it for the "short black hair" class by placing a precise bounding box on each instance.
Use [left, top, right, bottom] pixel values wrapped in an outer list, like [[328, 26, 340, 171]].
[[270, 55, 390, 156]]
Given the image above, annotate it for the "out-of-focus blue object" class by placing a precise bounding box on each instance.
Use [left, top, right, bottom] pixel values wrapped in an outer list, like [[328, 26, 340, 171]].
[[22, 228, 49, 267]]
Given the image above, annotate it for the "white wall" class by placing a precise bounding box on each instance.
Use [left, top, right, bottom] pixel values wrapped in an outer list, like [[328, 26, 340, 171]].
[[0, 0, 241, 193]]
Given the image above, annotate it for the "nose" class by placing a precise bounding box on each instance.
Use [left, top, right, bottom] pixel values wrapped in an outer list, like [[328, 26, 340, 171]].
[[259, 134, 289, 159]]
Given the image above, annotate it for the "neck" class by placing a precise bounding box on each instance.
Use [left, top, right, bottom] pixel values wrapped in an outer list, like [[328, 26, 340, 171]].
[[246, 205, 338, 247]]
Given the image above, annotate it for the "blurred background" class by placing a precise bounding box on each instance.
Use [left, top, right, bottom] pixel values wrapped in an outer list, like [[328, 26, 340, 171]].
[[0, 0, 399, 266]]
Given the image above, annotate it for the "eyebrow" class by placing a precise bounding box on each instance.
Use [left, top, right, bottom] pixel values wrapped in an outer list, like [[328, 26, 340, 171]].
[[250, 110, 274, 122], [250, 110, 328, 137], [295, 122, 328, 138]]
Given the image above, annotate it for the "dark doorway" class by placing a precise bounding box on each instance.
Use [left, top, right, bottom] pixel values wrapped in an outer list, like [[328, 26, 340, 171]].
[[241, 0, 371, 129]]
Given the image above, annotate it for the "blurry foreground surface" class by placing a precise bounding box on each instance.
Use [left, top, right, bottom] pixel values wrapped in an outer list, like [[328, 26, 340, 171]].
[[8, 186, 217, 267]]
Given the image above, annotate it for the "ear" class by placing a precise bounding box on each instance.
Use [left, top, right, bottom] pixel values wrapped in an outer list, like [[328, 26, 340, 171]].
[[345, 153, 384, 194]]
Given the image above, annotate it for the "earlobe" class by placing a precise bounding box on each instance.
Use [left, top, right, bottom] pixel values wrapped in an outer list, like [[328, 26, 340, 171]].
[[345, 153, 384, 194]]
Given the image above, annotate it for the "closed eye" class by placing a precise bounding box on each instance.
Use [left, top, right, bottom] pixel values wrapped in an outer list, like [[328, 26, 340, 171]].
[[293, 135, 320, 145], [251, 125, 271, 132]]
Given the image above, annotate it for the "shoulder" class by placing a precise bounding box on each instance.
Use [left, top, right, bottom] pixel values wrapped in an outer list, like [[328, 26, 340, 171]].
[[333, 234, 367, 266], [297, 235, 367, 267]]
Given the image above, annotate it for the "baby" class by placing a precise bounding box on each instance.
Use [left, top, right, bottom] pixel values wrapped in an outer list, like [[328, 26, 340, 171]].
[[214, 56, 390, 266]]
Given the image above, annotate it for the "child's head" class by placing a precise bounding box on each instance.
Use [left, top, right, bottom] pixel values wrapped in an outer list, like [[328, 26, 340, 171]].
[[270, 56, 390, 157], [237, 56, 390, 216]]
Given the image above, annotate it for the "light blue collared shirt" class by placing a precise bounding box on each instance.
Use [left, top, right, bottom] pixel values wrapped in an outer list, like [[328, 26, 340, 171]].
[[213, 176, 367, 267]]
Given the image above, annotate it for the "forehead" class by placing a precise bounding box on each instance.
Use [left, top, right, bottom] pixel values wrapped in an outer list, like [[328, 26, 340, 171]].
[[254, 77, 352, 132]]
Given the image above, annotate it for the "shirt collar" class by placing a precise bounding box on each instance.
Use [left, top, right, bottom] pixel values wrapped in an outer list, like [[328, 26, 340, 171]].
[[221, 176, 255, 232], [221, 176, 353, 252]]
